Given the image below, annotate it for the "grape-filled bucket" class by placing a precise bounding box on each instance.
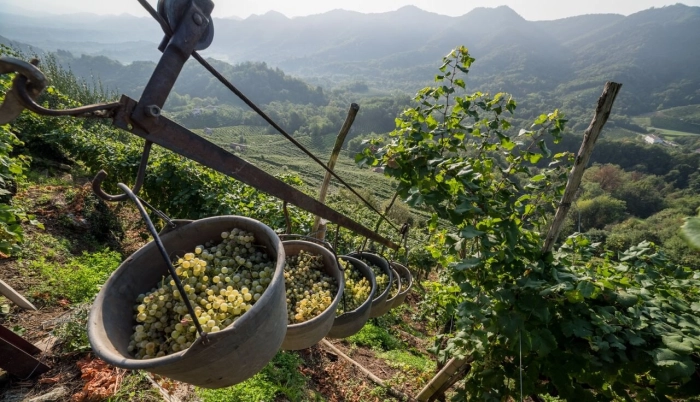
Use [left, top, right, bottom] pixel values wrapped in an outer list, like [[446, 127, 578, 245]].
[[281, 240, 344, 350], [88, 216, 287, 388], [348, 252, 393, 318], [327, 255, 377, 339], [388, 262, 413, 309], [384, 267, 403, 310]]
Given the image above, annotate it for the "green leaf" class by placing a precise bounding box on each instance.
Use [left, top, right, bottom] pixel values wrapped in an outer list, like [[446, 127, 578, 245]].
[[538, 139, 552, 158], [460, 226, 484, 239], [576, 281, 595, 298], [662, 335, 694, 354], [533, 114, 548, 126], [681, 217, 700, 250], [453, 257, 481, 271]]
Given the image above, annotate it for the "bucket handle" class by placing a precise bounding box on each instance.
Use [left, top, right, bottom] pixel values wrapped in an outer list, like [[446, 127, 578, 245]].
[[278, 234, 339, 264], [115, 182, 208, 343]]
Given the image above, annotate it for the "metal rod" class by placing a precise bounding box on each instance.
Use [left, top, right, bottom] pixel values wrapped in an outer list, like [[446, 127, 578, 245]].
[[117, 183, 207, 340]]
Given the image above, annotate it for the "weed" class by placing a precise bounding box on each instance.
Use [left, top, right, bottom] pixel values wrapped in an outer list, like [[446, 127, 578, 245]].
[[18, 232, 71, 261], [346, 323, 401, 351], [377, 349, 435, 373], [53, 305, 91, 354], [108, 371, 161, 402], [196, 351, 308, 402], [30, 248, 122, 303]]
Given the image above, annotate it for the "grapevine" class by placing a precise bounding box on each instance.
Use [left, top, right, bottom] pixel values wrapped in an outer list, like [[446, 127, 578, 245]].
[[284, 250, 338, 324], [336, 259, 372, 315], [128, 228, 275, 359]]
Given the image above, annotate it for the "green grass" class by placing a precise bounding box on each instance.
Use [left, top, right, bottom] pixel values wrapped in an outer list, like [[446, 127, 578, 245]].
[[376, 349, 435, 373], [346, 323, 402, 351], [196, 351, 318, 402], [29, 248, 122, 303]]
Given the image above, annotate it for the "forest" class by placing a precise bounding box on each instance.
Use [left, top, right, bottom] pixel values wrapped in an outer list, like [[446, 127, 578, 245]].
[[0, 2, 700, 401]]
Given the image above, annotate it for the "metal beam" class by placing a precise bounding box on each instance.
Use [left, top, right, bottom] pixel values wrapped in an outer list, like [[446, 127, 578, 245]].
[[113, 95, 400, 250]]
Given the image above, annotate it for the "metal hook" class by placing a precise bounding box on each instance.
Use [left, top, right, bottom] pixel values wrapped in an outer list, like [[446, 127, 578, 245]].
[[0, 56, 120, 122], [92, 141, 153, 202], [0, 57, 47, 125]]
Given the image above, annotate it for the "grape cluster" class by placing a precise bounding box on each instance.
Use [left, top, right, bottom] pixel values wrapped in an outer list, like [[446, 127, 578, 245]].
[[389, 275, 400, 298], [363, 260, 389, 296], [129, 228, 275, 359], [284, 250, 338, 324], [336, 259, 372, 315]]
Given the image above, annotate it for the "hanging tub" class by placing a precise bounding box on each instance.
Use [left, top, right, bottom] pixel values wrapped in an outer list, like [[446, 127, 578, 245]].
[[281, 240, 344, 350], [88, 216, 287, 388], [388, 262, 413, 309], [347, 252, 393, 318], [327, 255, 377, 339]]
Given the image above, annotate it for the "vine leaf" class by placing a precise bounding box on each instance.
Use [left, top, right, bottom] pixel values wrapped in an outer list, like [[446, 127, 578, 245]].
[[681, 217, 700, 250]]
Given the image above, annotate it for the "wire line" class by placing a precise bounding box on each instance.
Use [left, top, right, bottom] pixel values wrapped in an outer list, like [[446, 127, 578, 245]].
[[136, 0, 399, 234]]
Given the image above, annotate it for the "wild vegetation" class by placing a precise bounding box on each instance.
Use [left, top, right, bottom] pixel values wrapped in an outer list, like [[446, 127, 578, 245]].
[[0, 3, 700, 399]]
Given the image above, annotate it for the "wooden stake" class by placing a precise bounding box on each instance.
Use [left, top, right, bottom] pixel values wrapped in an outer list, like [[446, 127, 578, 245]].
[[312, 103, 360, 239], [542, 81, 622, 254], [415, 358, 468, 402]]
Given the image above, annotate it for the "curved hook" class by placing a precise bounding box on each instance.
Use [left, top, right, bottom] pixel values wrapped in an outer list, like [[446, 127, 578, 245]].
[[13, 74, 120, 118], [0, 57, 47, 125], [92, 141, 153, 202]]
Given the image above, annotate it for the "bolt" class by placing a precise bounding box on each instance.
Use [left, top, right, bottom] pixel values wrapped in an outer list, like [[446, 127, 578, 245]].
[[193, 13, 204, 25], [145, 105, 161, 118]]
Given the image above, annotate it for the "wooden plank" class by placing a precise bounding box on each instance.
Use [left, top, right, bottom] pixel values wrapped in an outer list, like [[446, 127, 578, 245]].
[[0, 333, 49, 378]]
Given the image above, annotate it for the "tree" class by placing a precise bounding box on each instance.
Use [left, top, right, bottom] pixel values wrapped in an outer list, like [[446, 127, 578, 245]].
[[358, 46, 700, 400], [576, 194, 626, 230]]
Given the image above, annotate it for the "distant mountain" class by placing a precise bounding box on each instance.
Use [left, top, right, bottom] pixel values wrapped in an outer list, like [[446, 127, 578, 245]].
[[1, 4, 699, 118]]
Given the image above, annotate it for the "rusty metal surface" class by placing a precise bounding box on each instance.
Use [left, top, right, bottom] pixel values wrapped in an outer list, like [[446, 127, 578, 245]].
[[0, 57, 47, 124], [113, 95, 399, 250], [131, 0, 214, 133]]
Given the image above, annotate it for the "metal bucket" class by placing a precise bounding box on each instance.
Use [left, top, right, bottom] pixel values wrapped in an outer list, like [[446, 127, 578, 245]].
[[388, 262, 413, 309], [281, 240, 344, 350], [327, 255, 376, 339], [348, 252, 393, 318], [384, 268, 402, 310], [88, 216, 287, 388]]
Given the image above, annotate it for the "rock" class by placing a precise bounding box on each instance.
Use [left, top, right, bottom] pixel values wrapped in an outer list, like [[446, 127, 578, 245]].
[[21, 386, 69, 402]]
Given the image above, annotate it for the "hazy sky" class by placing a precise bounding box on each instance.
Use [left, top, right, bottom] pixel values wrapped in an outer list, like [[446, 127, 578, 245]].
[[1, 0, 698, 20]]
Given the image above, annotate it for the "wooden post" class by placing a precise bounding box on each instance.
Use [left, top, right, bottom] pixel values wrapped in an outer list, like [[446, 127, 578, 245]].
[[542, 81, 621, 254], [415, 358, 468, 401], [312, 103, 360, 239]]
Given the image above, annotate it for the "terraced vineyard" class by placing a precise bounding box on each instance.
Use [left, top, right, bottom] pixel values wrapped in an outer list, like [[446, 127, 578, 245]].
[[193, 125, 398, 201]]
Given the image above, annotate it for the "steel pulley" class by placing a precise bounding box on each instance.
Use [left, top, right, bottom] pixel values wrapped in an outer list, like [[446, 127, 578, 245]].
[[157, 0, 214, 51]]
